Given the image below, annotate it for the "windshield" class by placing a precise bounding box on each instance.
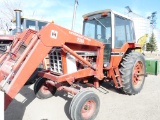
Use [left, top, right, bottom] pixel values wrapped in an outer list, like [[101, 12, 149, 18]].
[[83, 14, 111, 44]]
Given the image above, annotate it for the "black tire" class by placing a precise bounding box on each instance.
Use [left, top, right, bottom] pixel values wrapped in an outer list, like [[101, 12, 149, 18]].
[[69, 90, 93, 118], [34, 77, 57, 99], [70, 90, 100, 120], [120, 51, 146, 95]]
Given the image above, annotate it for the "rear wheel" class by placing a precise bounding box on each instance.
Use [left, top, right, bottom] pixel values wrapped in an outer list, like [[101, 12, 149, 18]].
[[120, 51, 146, 95], [70, 90, 100, 120], [34, 77, 57, 99]]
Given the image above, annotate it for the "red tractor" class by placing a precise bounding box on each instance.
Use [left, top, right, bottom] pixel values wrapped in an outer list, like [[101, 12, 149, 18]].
[[0, 9, 146, 120], [0, 10, 49, 54], [0, 10, 49, 84]]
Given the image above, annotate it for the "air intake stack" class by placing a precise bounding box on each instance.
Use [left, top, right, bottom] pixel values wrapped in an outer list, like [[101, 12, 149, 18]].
[[14, 9, 22, 33]]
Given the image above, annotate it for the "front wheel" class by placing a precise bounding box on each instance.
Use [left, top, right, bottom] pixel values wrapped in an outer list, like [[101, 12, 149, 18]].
[[34, 77, 57, 99], [70, 90, 100, 120], [120, 51, 146, 95]]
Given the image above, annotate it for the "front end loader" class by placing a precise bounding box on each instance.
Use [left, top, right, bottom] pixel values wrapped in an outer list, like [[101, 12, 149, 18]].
[[0, 9, 146, 120]]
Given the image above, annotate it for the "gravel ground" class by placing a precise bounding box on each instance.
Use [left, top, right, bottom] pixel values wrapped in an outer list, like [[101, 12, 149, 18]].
[[5, 75, 160, 120]]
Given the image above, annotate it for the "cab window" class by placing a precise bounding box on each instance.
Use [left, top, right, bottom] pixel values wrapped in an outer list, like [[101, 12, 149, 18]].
[[38, 22, 47, 30], [115, 15, 135, 48], [26, 20, 36, 30]]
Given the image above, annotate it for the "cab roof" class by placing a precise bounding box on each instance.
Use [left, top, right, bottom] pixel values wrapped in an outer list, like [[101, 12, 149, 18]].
[[83, 9, 131, 20], [21, 17, 51, 23], [12, 17, 52, 23]]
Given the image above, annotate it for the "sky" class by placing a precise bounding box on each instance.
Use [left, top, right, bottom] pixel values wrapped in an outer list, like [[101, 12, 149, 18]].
[[0, 0, 160, 33]]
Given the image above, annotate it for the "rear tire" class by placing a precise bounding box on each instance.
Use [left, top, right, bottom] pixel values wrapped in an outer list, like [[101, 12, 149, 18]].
[[34, 77, 57, 99], [70, 90, 100, 120], [120, 51, 146, 95]]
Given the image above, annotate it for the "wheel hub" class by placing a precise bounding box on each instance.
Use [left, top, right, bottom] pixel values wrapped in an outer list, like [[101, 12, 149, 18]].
[[81, 100, 96, 119], [132, 61, 144, 85], [40, 82, 53, 94], [84, 104, 89, 110]]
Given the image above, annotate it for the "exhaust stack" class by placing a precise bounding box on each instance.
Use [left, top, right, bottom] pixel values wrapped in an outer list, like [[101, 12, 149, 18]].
[[14, 9, 22, 33]]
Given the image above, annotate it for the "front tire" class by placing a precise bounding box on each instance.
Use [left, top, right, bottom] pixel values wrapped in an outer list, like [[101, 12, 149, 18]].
[[34, 77, 57, 99], [25, 68, 42, 85], [120, 51, 146, 95], [70, 90, 100, 120]]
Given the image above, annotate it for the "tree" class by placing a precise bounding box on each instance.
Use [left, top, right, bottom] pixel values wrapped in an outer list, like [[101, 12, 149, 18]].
[[146, 32, 157, 53]]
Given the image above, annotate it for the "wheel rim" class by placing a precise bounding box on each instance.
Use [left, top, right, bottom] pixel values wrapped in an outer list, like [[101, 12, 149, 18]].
[[132, 61, 144, 86], [40, 81, 53, 95], [81, 100, 96, 119]]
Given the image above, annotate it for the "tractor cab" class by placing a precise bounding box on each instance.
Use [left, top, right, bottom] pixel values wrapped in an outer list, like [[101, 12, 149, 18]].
[[0, 9, 50, 53], [11, 17, 49, 35], [21, 17, 48, 31], [82, 9, 135, 64]]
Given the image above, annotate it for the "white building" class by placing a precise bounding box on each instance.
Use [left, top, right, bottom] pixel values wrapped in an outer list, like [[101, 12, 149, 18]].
[[153, 28, 160, 50], [127, 12, 160, 51]]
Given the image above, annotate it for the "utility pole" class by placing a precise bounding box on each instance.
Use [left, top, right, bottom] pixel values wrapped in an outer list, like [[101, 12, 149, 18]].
[[71, 0, 78, 31], [147, 11, 157, 29], [147, 12, 158, 52], [125, 6, 132, 13]]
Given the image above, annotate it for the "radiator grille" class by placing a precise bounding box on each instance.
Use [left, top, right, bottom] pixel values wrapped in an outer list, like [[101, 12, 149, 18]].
[[49, 50, 63, 74]]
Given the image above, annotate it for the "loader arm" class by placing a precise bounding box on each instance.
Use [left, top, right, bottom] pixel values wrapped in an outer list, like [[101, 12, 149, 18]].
[[0, 23, 105, 109]]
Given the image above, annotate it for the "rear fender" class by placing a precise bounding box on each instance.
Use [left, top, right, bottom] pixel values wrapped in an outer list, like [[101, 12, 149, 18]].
[[107, 42, 141, 68], [128, 42, 141, 49]]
